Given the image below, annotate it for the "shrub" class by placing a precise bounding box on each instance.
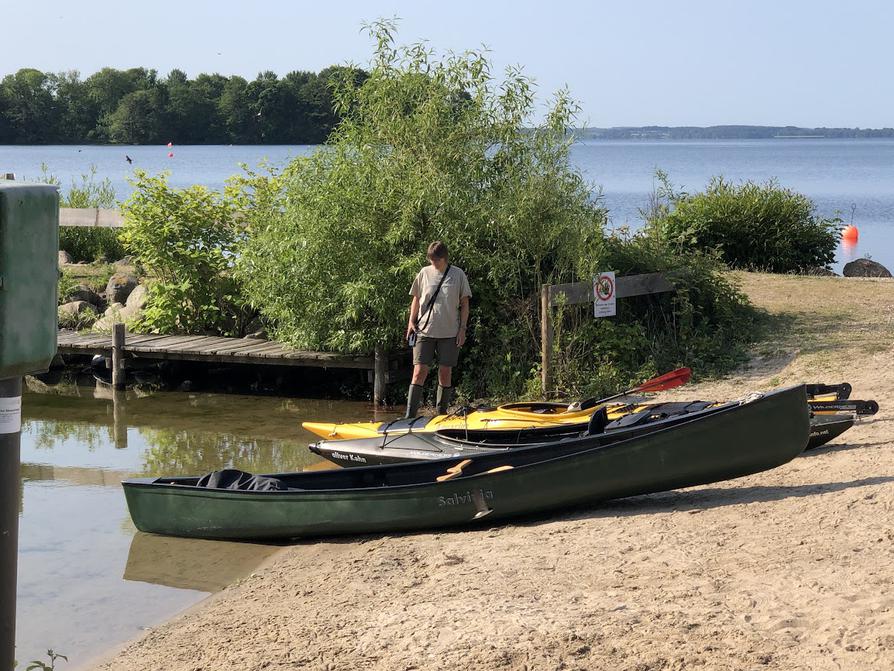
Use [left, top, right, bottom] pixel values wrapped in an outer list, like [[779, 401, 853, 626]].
[[239, 22, 759, 400], [57, 303, 98, 330], [36, 164, 126, 262], [59, 227, 125, 263], [119, 171, 254, 335], [646, 173, 841, 273]]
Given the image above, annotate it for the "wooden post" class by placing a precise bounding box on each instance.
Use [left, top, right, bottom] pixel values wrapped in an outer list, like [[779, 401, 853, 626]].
[[112, 390, 128, 450], [112, 322, 126, 390], [540, 285, 552, 398], [540, 273, 674, 398], [373, 346, 388, 405]]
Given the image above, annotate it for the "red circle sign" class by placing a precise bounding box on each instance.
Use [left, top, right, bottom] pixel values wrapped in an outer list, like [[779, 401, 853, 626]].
[[595, 275, 614, 301]]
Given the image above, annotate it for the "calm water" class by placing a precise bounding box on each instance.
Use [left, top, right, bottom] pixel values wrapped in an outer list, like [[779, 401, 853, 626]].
[[17, 382, 382, 669], [2, 138, 893, 270]]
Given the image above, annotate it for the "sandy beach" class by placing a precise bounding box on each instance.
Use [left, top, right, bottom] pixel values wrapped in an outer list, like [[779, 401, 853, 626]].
[[91, 273, 894, 671]]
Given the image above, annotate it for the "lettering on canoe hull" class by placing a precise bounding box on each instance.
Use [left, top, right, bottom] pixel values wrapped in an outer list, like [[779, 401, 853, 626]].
[[810, 429, 830, 438], [330, 451, 367, 464], [438, 490, 494, 507]]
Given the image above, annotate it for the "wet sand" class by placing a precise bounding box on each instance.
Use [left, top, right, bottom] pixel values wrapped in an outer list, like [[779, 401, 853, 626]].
[[90, 273, 894, 671]]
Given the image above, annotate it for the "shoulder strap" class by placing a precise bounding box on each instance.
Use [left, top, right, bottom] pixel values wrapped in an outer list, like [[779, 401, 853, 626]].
[[415, 264, 451, 332]]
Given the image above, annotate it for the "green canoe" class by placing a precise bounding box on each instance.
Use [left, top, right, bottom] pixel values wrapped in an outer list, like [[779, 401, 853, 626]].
[[122, 385, 809, 540]]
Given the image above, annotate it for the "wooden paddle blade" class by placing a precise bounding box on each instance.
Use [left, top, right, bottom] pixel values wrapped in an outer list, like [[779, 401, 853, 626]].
[[634, 367, 692, 394]]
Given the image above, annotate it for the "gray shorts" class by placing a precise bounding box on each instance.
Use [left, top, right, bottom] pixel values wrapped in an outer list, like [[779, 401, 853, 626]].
[[413, 335, 459, 367]]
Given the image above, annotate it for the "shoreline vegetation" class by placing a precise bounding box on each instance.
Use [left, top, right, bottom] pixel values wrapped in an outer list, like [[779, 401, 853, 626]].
[[89, 271, 894, 671], [48, 23, 845, 406]]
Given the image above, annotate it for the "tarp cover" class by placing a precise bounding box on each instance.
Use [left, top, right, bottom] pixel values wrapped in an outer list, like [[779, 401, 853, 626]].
[[196, 469, 289, 491]]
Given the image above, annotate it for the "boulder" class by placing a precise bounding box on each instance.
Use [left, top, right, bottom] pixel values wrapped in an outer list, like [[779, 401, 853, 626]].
[[59, 300, 92, 318], [804, 266, 838, 277], [842, 258, 892, 278], [105, 273, 139, 304], [125, 284, 149, 310], [93, 300, 144, 332], [67, 283, 103, 306]]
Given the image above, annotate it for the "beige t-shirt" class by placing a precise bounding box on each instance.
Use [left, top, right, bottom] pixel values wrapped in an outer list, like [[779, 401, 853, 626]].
[[409, 265, 472, 338]]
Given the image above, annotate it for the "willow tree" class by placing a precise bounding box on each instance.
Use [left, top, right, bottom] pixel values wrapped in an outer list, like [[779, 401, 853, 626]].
[[239, 21, 608, 397]]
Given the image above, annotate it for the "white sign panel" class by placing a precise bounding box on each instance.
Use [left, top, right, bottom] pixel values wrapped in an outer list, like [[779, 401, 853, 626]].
[[594, 271, 617, 318], [0, 396, 22, 434]]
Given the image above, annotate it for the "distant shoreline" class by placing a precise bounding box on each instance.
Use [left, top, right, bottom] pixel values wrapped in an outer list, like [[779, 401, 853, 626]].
[[4, 126, 894, 146], [578, 125, 894, 140]]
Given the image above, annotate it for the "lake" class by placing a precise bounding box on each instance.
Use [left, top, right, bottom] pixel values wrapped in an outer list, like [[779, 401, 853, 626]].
[[2, 138, 893, 271], [16, 381, 380, 669]]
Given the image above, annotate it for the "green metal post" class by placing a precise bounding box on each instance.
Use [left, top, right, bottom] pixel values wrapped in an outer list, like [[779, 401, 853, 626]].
[[0, 376, 22, 671]]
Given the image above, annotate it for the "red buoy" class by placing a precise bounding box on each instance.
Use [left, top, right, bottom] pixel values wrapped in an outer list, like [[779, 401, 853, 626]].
[[167, 141, 173, 148], [167, 151, 174, 158], [842, 225, 859, 241]]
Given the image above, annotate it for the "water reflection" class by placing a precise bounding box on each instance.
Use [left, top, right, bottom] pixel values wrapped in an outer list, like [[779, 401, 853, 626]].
[[17, 381, 384, 668], [124, 533, 280, 593]]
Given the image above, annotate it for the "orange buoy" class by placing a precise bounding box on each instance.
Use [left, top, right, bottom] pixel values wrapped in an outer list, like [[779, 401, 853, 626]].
[[842, 225, 859, 241]]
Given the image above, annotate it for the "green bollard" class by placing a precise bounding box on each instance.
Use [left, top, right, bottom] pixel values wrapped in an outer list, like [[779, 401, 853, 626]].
[[0, 182, 59, 670]]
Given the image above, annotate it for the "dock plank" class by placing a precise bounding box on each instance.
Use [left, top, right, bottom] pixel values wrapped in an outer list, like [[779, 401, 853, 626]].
[[55, 330, 380, 370]]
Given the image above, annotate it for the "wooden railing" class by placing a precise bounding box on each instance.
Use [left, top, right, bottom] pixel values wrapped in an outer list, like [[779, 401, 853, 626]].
[[540, 273, 674, 395]]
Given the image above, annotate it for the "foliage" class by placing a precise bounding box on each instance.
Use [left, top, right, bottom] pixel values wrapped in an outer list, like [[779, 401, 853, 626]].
[[57, 269, 80, 305], [35, 164, 125, 262], [645, 172, 841, 273], [0, 65, 366, 144], [57, 302, 98, 330], [238, 20, 607, 398], [545, 229, 758, 398], [25, 649, 67, 671], [119, 171, 254, 335]]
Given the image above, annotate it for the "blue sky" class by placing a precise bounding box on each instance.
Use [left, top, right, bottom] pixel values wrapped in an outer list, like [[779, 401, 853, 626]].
[[5, 0, 891, 127]]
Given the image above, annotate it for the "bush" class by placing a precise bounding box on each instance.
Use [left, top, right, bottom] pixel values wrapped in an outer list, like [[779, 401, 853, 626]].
[[37, 164, 126, 262], [119, 171, 254, 335], [238, 21, 606, 398], [57, 303, 98, 330], [646, 173, 841, 273], [239, 23, 760, 400], [58, 227, 125, 263]]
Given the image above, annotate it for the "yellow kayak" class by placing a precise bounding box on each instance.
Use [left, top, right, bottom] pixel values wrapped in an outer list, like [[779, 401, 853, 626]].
[[302, 382, 864, 440]]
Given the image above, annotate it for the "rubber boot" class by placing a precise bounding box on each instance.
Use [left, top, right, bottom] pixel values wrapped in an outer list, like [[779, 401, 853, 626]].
[[405, 383, 424, 418], [436, 385, 454, 415]]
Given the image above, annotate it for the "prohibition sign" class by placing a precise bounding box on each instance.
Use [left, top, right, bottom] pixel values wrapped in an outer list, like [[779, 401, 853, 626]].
[[595, 274, 614, 301]]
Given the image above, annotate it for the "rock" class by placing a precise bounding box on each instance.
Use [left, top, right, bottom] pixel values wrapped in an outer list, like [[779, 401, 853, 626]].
[[58, 250, 72, 265], [105, 273, 139, 304], [67, 283, 102, 306], [843, 258, 892, 278], [125, 284, 149, 310], [804, 266, 838, 277], [59, 300, 92, 317], [93, 300, 144, 332]]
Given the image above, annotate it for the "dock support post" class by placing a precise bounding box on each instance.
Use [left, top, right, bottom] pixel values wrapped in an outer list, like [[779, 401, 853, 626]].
[[112, 322, 126, 391], [373, 346, 388, 405], [0, 377, 22, 671], [540, 285, 552, 398]]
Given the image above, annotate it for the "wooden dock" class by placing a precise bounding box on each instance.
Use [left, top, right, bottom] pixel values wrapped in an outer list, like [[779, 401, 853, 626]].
[[57, 327, 402, 402]]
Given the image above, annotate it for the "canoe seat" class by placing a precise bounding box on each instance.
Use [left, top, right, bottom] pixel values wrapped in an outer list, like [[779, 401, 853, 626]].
[[483, 465, 513, 474], [436, 459, 472, 482]]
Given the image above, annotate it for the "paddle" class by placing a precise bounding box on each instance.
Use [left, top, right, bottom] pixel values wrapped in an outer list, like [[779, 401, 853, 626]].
[[573, 367, 692, 411]]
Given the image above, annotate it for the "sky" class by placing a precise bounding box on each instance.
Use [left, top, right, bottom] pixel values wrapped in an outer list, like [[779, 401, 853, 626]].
[[4, 0, 892, 127]]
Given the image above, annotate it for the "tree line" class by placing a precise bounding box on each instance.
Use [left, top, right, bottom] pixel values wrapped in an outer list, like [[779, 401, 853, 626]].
[[0, 66, 367, 145], [582, 125, 894, 139]]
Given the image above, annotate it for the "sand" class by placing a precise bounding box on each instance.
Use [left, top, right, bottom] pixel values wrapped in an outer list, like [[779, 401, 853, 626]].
[[92, 273, 894, 671]]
